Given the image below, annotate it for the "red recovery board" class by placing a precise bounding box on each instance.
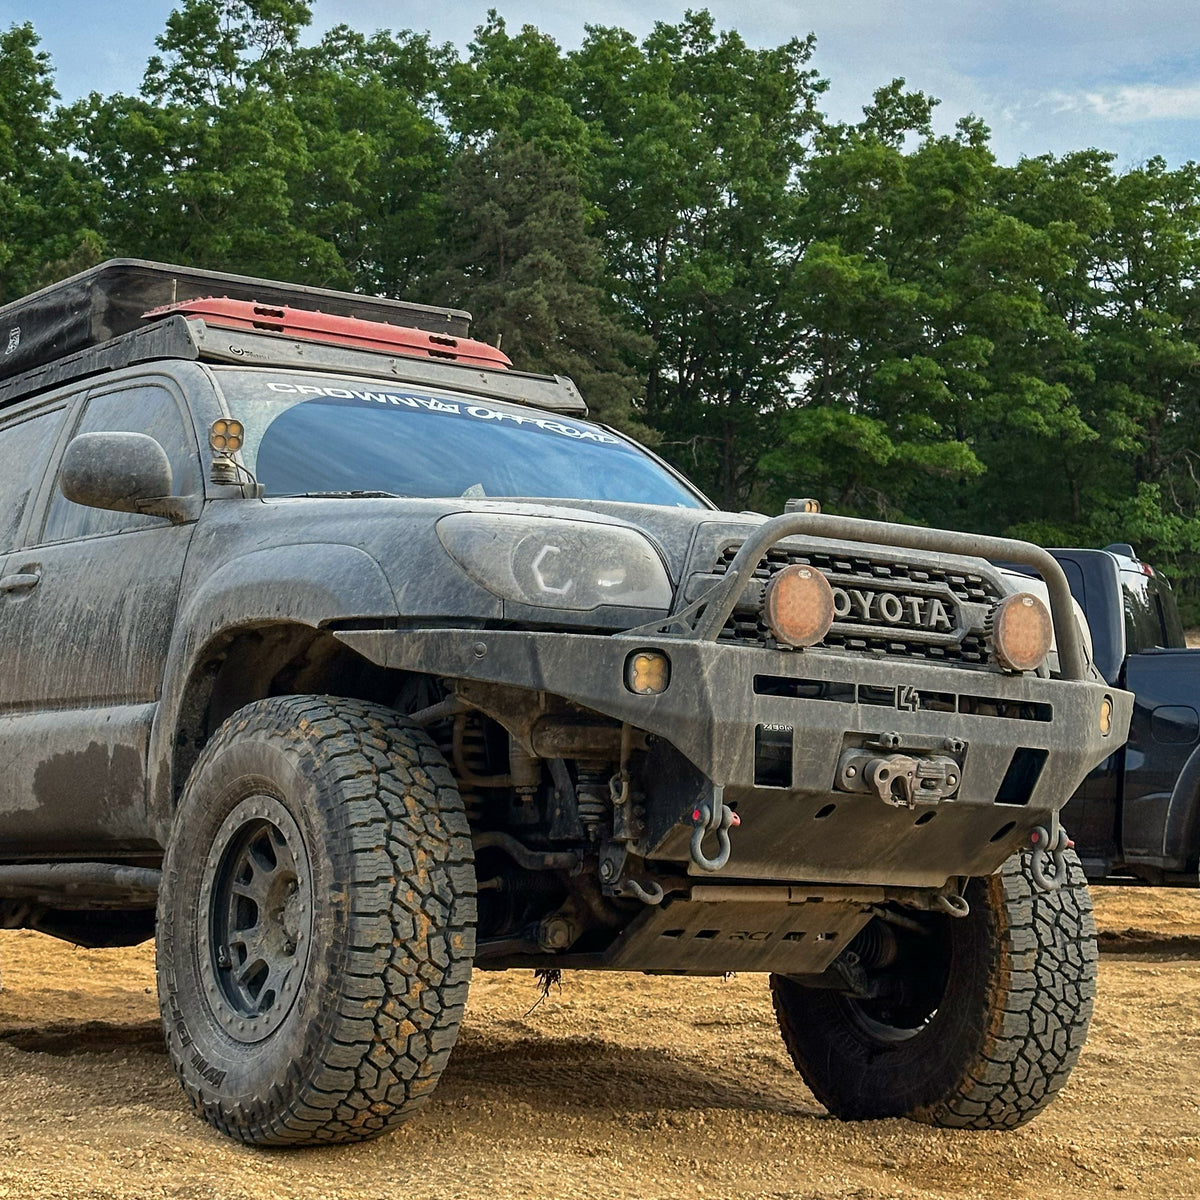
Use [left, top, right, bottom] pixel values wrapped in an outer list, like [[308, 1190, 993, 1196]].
[[145, 297, 512, 370]]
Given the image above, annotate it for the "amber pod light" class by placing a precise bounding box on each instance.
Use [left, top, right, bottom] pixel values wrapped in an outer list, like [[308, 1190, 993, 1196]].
[[209, 418, 245, 453], [992, 592, 1053, 672], [763, 564, 835, 648], [625, 650, 671, 695]]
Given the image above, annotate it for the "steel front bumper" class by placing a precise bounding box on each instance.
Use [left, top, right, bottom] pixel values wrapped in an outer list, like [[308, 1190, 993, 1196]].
[[335, 625, 1131, 888]]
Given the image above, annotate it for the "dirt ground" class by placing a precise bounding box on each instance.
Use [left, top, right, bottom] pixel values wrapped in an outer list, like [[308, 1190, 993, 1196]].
[[0, 888, 1197, 1200]]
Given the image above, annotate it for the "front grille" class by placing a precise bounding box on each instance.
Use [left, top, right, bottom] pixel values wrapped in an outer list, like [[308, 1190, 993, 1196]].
[[710, 544, 1003, 665]]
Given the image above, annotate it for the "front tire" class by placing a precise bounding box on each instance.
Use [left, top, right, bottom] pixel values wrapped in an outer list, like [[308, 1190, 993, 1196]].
[[156, 695, 475, 1146], [771, 849, 1096, 1129]]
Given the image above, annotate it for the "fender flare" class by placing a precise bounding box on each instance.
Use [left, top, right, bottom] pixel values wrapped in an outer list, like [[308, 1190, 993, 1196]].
[[145, 543, 397, 839]]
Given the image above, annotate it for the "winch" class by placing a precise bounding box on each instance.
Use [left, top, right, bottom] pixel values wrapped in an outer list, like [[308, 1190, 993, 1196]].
[[836, 735, 965, 807]]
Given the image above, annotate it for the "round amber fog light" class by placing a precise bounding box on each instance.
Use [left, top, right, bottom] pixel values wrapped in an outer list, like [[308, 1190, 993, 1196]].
[[763, 564, 835, 648], [992, 592, 1053, 672]]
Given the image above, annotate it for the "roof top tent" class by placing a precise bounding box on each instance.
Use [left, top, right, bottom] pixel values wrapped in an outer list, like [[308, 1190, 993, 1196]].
[[0, 259, 588, 415], [0, 259, 472, 382]]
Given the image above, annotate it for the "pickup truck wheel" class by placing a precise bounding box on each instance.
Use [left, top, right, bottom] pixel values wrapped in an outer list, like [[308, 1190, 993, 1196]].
[[770, 848, 1096, 1129], [156, 695, 475, 1146]]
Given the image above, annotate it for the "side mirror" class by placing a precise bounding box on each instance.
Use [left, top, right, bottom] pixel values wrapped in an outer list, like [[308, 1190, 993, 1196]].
[[59, 431, 193, 522]]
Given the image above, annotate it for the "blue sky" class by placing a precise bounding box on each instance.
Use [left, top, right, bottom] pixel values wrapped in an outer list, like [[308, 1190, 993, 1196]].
[[6, 1, 1200, 167]]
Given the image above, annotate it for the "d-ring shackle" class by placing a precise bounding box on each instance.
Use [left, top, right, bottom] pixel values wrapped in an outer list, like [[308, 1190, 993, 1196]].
[[690, 802, 741, 872]]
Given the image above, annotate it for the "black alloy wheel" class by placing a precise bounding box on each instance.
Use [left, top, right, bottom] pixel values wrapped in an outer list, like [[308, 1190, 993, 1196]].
[[200, 795, 313, 1042]]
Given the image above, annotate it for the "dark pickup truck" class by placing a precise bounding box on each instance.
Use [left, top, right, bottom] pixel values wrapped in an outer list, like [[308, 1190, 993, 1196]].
[[1009, 545, 1199, 884]]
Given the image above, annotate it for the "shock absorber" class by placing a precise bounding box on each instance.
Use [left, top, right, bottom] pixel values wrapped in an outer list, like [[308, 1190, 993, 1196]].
[[509, 738, 541, 807]]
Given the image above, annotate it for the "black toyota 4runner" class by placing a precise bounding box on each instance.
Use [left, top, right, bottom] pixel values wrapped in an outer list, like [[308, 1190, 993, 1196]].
[[0, 261, 1130, 1145]]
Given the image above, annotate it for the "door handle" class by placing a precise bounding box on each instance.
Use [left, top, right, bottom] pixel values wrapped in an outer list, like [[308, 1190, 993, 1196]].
[[0, 572, 41, 593]]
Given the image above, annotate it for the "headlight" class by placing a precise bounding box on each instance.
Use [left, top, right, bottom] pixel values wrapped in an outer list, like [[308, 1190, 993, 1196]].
[[436, 513, 673, 611]]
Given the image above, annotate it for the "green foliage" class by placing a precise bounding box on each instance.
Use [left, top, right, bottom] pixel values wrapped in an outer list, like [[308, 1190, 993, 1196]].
[[284, 27, 454, 294], [68, 1, 338, 279], [440, 12, 595, 169], [7, 1, 1200, 606], [67, 1, 450, 290], [0, 24, 100, 302], [571, 14, 827, 506], [425, 135, 652, 437]]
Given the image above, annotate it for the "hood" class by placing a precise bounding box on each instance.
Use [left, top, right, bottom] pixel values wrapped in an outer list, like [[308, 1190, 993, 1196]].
[[193, 494, 1015, 639]]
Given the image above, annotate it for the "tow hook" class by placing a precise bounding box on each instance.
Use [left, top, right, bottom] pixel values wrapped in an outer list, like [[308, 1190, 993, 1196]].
[[615, 878, 666, 905], [690, 796, 740, 872], [933, 892, 971, 918], [1029, 822, 1073, 892]]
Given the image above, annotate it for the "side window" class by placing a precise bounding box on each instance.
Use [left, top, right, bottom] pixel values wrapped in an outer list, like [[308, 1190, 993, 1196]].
[[0, 405, 67, 552], [1156, 584, 1188, 648], [1121, 571, 1164, 654], [1056, 557, 1086, 609], [42, 383, 200, 544]]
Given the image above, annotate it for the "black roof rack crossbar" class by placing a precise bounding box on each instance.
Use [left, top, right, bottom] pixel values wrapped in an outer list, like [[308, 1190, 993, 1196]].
[[0, 316, 588, 416]]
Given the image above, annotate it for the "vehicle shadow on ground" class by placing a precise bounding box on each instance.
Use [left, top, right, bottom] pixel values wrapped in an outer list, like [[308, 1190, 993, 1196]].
[[1098, 930, 1200, 958], [0, 1018, 165, 1055], [441, 1029, 822, 1118], [0, 1016, 823, 1123]]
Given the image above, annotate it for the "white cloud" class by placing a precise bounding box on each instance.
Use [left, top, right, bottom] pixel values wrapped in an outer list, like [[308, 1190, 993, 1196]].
[[13, 0, 1200, 164], [1053, 83, 1200, 124]]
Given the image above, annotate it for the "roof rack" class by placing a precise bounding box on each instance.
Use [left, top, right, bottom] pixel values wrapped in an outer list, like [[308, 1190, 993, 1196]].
[[0, 258, 588, 415], [0, 315, 588, 416], [0, 258, 471, 382]]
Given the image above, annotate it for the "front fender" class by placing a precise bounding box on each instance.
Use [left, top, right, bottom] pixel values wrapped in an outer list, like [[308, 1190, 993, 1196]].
[[146, 543, 397, 839]]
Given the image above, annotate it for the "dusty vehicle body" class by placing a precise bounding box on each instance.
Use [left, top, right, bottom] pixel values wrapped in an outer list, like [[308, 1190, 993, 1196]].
[[0, 261, 1130, 1144]]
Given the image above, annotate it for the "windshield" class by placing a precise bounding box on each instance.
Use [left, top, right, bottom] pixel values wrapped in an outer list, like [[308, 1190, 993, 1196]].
[[212, 368, 705, 508]]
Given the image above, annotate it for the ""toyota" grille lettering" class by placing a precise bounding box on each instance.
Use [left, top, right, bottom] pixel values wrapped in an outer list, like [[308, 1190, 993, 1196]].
[[830, 587, 953, 630]]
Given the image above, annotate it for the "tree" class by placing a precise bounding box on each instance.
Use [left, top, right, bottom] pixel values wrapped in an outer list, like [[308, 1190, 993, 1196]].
[[439, 11, 597, 171], [69, 0, 340, 280], [571, 13, 828, 506], [761, 91, 1017, 520], [285, 26, 453, 295], [68, 0, 450, 294], [427, 135, 651, 436], [0, 23, 100, 302]]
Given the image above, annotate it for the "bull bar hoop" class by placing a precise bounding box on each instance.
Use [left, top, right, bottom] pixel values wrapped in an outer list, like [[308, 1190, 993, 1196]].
[[677, 513, 1088, 681]]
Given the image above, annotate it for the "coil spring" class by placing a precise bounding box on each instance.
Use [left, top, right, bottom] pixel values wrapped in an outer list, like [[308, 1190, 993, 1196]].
[[576, 766, 610, 836], [849, 920, 899, 969], [438, 713, 490, 823]]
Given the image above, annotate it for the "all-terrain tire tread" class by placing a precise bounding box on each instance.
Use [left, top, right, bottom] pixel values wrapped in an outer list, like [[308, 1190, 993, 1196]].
[[770, 850, 1096, 1130], [914, 852, 1095, 1128], [158, 695, 475, 1146]]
